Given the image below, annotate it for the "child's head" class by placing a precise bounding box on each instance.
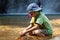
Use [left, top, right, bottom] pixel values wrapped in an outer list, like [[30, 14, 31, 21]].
[[28, 11, 39, 17], [27, 3, 42, 17]]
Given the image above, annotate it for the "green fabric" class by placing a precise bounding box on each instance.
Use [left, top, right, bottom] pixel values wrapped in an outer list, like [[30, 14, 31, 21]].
[[36, 12, 53, 35], [30, 12, 53, 35]]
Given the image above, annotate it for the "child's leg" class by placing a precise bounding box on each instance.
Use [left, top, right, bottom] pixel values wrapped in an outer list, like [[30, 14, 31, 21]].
[[28, 29, 48, 37], [32, 29, 46, 37], [28, 29, 48, 36]]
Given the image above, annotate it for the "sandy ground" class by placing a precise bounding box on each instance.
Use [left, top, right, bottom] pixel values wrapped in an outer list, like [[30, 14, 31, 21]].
[[0, 19, 60, 40]]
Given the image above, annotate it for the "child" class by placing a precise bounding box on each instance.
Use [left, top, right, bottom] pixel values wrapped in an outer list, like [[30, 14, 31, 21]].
[[19, 3, 53, 37]]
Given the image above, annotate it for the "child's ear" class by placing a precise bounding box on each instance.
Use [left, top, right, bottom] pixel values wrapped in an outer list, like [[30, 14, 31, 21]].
[[28, 13, 32, 18]]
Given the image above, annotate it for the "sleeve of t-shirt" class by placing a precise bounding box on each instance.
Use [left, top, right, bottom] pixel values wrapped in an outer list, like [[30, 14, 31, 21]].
[[30, 17, 35, 23], [36, 17, 43, 25]]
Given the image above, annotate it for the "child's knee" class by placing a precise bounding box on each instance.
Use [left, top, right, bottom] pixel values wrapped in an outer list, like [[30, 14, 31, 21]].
[[33, 29, 41, 34]]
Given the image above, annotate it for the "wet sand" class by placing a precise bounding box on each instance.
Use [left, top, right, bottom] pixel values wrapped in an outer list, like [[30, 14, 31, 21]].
[[0, 19, 60, 40]]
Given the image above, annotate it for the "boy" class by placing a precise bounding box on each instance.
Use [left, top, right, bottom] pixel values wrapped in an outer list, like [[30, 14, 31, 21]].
[[19, 3, 53, 37]]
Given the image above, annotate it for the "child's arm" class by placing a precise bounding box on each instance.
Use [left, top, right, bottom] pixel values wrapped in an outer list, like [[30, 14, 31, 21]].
[[26, 23, 39, 33], [19, 24, 39, 36], [19, 24, 33, 36], [25, 23, 33, 30]]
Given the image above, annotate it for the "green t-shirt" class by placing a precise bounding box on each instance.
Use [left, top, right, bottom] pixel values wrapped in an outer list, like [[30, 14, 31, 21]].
[[30, 12, 53, 35]]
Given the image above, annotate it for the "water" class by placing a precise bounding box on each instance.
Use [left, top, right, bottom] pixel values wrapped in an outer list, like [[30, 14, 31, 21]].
[[0, 0, 60, 14]]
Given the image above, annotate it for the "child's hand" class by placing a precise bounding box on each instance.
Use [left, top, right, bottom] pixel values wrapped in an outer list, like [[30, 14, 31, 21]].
[[19, 30, 27, 36]]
